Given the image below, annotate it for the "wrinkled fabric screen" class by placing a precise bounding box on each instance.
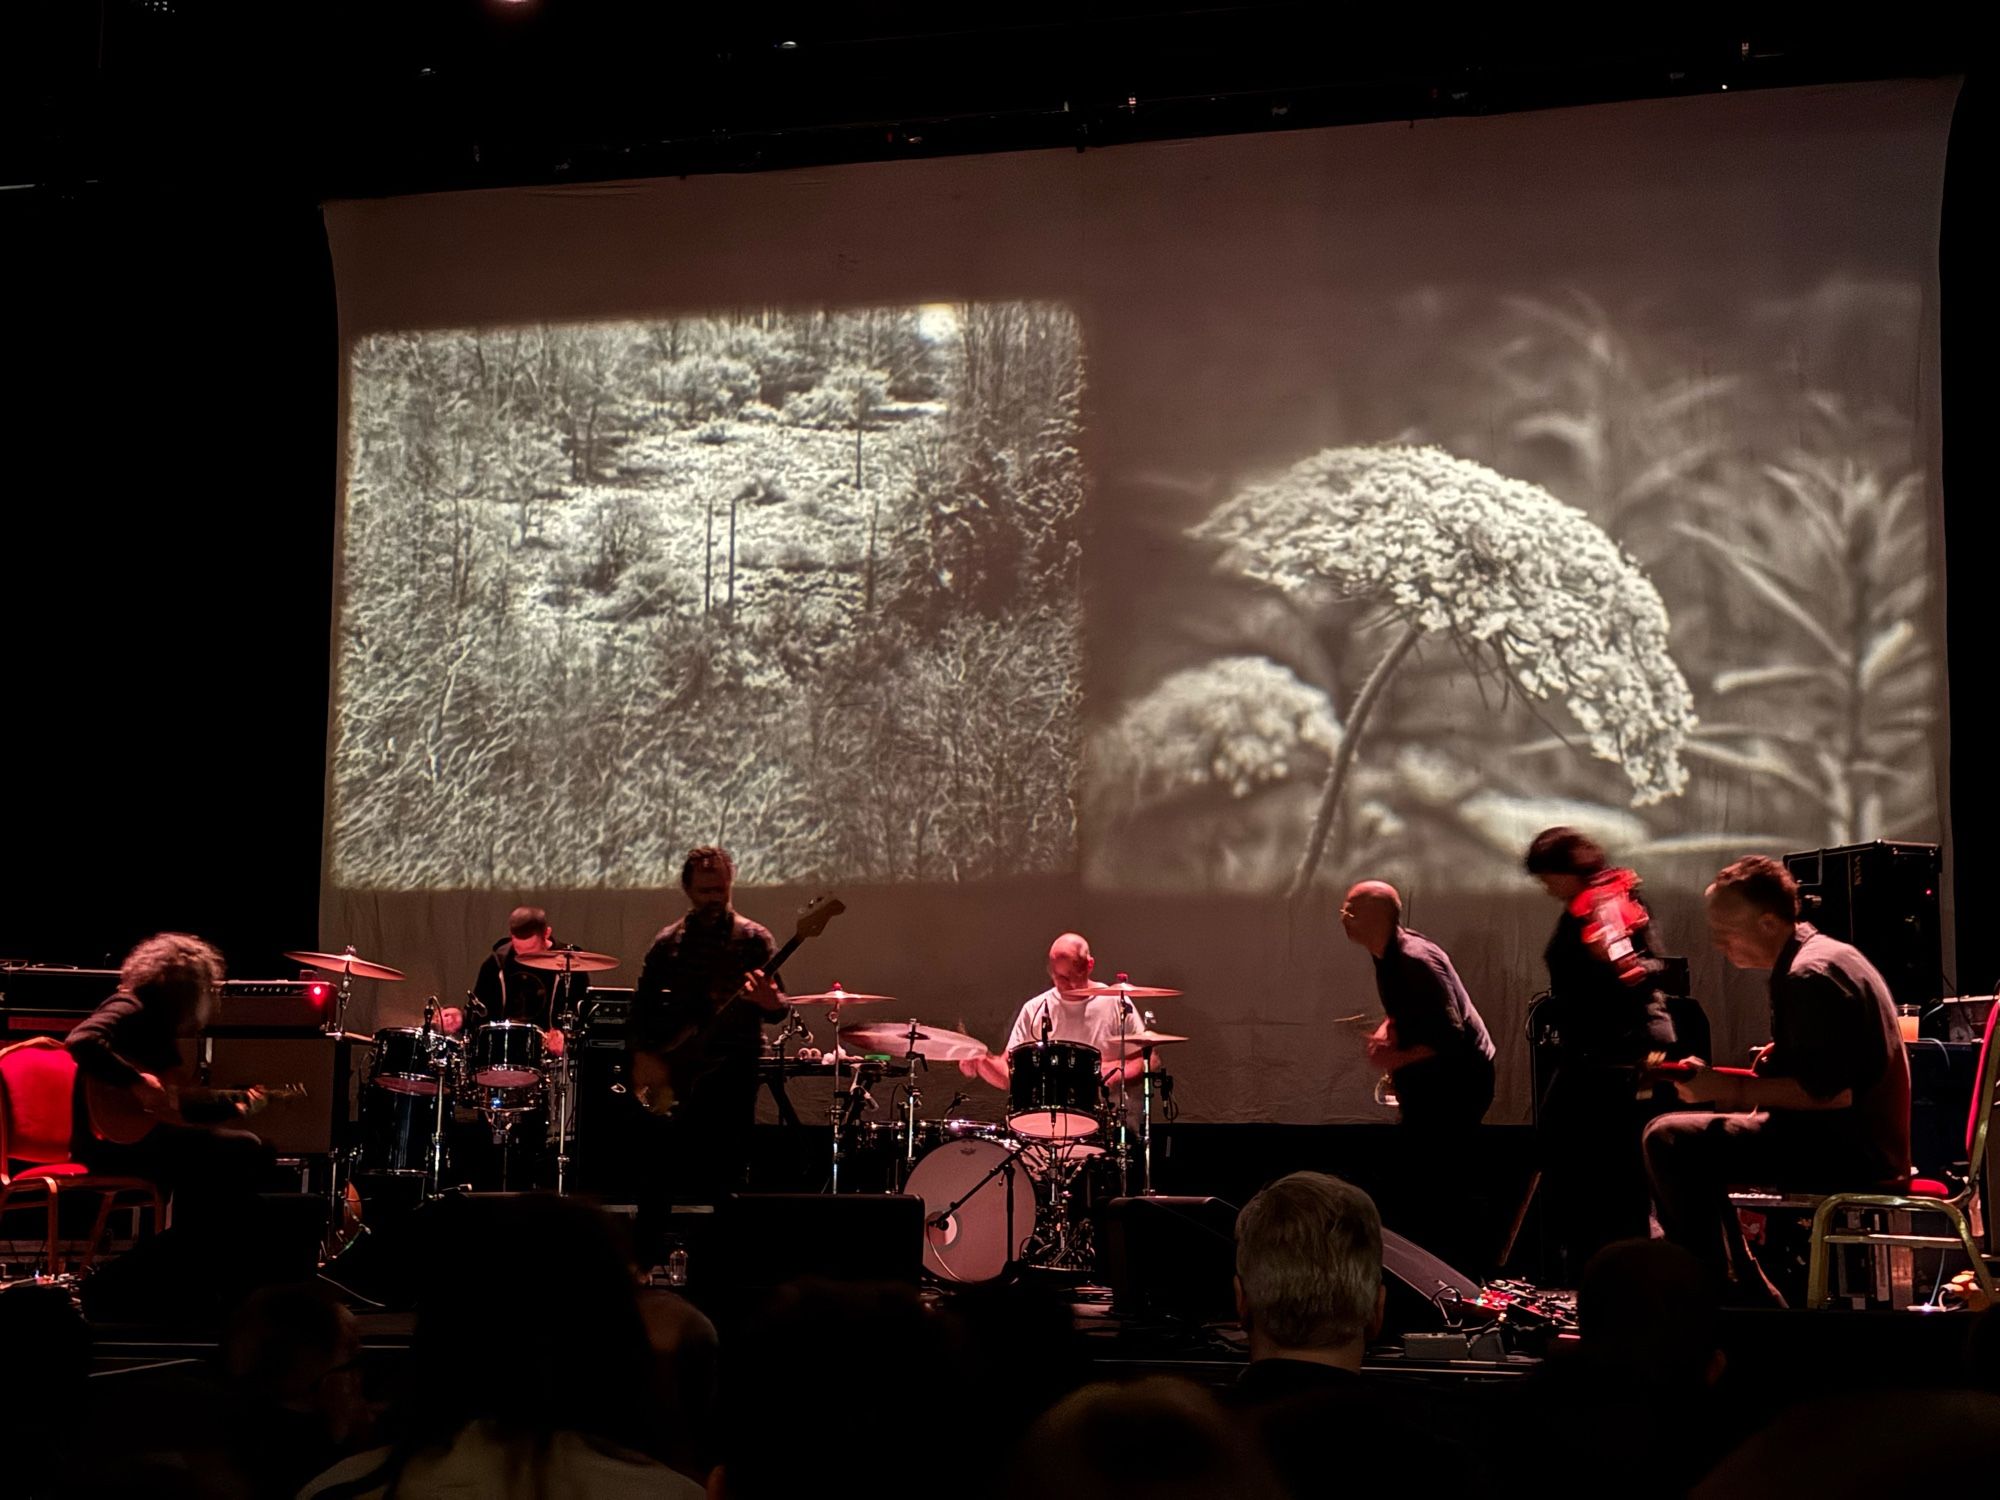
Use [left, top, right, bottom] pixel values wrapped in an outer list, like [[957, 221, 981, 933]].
[[323, 80, 1956, 1122]]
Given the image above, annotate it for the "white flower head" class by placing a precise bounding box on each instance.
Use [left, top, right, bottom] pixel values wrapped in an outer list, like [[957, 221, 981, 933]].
[[1192, 445, 1695, 804]]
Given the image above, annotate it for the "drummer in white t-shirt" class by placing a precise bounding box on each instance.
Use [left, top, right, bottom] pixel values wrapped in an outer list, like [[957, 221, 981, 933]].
[[959, 932, 1149, 1090]]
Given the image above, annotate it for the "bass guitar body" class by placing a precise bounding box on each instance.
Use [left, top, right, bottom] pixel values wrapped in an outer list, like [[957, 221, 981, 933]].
[[632, 894, 843, 1118]]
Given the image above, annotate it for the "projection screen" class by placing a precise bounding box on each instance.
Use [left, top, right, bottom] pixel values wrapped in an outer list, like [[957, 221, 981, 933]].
[[323, 79, 1957, 1123]]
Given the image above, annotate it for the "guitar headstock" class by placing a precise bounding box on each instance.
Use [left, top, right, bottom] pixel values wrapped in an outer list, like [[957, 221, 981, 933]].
[[795, 896, 846, 940]]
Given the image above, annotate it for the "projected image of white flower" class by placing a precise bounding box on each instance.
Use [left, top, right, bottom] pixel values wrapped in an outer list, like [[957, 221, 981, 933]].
[[1195, 445, 1696, 894], [332, 303, 1084, 889]]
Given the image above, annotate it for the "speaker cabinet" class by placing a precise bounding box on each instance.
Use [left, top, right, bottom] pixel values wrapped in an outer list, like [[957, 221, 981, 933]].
[[1784, 841, 1942, 1011], [721, 1193, 923, 1288], [1101, 1195, 1240, 1323], [201, 1034, 348, 1154]]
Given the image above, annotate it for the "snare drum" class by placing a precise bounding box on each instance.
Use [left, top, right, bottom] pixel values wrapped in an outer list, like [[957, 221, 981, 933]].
[[370, 1026, 461, 1096], [1006, 1040, 1103, 1140], [472, 1020, 545, 1088]]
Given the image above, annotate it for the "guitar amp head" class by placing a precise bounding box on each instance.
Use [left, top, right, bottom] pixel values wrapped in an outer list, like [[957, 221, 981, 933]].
[[218, 979, 335, 1033]]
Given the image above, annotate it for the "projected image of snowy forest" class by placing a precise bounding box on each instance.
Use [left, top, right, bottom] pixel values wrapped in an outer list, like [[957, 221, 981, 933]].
[[332, 304, 1084, 889]]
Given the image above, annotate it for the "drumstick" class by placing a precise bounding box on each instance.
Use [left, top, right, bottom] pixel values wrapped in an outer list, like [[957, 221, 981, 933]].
[[1332, 1013, 1371, 1026]]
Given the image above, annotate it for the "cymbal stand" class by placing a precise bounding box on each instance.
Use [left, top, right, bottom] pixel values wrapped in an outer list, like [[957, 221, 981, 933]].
[[550, 957, 580, 1196], [1113, 978, 1134, 1198], [426, 1051, 451, 1200], [898, 1017, 927, 1190], [1139, 1007, 1158, 1196], [324, 949, 363, 1039], [827, 998, 848, 1193]]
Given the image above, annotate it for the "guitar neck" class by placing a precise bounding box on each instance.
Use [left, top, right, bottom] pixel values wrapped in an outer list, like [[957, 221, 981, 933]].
[[764, 933, 805, 984]]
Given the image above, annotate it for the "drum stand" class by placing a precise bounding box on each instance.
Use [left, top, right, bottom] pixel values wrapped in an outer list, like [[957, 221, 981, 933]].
[[1031, 1141, 1097, 1270], [826, 996, 854, 1193]]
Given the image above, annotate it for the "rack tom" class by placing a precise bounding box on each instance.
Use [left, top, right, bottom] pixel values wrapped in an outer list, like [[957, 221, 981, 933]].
[[1006, 1040, 1103, 1140]]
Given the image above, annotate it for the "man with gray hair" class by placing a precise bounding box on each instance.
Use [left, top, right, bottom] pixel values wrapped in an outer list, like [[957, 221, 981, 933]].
[[1233, 1171, 1385, 1383], [1229, 1172, 1467, 1492]]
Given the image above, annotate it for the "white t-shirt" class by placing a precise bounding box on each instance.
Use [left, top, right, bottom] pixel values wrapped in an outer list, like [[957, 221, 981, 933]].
[[1004, 987, 1142, 1060]]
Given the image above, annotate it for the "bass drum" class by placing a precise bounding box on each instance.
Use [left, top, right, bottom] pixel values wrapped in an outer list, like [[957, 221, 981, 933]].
[[356, 1084, 449, 1176], [906, 1136, 1037, 1284]]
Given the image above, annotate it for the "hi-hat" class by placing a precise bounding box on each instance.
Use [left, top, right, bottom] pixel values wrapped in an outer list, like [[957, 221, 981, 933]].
[[285, 948, 405, 983], [1075, 980, 1183, 999], [839, 1022, 988, 1061], [1110, 1029, 1190, 1054], [786, 985, 896, 1006], [513, 948, 621, 973]]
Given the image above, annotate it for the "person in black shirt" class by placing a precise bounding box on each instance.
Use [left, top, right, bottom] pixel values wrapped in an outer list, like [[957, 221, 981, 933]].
[[441, 905, 588, 1057], [1644, 855, 1910, 1306], [1525, 826, 1678, 1284], [65, 932, 276, 1221], [1342, 881, 1495, 1129], [630, 846, 781, 1238], [1340, 881, 1496, 1268]]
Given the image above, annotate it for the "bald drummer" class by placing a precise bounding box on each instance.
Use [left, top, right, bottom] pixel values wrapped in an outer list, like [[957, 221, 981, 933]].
[[960, 933, 1149, 1090]]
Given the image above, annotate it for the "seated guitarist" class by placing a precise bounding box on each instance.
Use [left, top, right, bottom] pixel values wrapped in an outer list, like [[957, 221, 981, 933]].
[[1643, 856, 1911, 1306], [631, 847, 783, 1231], [67, 932, 278, 1225]]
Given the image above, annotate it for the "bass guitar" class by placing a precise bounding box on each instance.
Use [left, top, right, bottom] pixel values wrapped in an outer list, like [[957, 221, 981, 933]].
[[630, 894, 844, 1117]]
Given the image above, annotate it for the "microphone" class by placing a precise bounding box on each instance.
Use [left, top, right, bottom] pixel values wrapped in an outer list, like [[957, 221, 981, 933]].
[[1041, 1003, 1053, 1045], [421, 995, 437, 1039], [944, 1091, 969, 1117]]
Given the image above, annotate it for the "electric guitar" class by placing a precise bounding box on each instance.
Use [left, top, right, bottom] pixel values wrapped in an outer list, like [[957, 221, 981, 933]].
[[630, 894, 845, 1117], [85, 1072, 307, 1146]]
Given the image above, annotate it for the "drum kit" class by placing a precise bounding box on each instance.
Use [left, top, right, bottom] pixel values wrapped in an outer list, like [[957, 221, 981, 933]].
[[285, 944, 621, 1205], [285, 943, 1195, 1285], [826, 976, 1190, 1283]]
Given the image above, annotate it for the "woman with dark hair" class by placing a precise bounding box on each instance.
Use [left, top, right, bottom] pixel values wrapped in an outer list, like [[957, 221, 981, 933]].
[[1525, 828, 1677, 1284], [300, 1195, 703, 1498]]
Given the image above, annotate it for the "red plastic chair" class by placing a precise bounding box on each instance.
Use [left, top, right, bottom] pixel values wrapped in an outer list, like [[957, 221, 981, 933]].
[[0, 1039, 165, 1274]]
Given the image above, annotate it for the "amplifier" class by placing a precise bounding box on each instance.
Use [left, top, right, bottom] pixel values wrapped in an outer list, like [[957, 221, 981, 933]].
[[1, 968, 332, 1032], [1784, 840, 1943, 1011], [201, 1034, 350, 1155], [220, 979, 334, 1032]]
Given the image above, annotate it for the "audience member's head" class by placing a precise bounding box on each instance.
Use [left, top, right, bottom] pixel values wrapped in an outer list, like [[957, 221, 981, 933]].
[[1695, 1391, 2000, 1499], [0, 1284, 91, 1490], [393, 1195, 661, 1459], [1234, 1171, 1383, 1366], [225, 1281, 364, 1420], [1577, 1238, 1725, 1389], [637, 1288, 721, 1480], [1012, 1378, 1285, 1500]]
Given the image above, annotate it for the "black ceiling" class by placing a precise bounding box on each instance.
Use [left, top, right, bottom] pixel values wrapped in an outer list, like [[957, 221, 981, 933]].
[[0, 5, 1977, 199]]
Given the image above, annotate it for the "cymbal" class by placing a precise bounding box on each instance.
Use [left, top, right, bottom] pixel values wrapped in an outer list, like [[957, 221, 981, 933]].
[[1111, 1029, 1190, 1052], [785, 986, 896, 1006], [1075, 980, 1183, 999], [285, 949, 405, 983], [838, 1021, 988, 1061], [513, 948, 621, 973]]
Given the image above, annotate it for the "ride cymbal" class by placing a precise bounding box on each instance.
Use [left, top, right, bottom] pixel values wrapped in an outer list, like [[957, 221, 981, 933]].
[[284, 949, 406, 982]]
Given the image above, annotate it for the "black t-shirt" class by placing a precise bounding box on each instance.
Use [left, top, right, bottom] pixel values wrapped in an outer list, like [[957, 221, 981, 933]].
[[1763, 923, 1911, 1182], [1372, 927, 1497, 1075], [632, 908, 781, 1066], [470, 947, 590, 1031]]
